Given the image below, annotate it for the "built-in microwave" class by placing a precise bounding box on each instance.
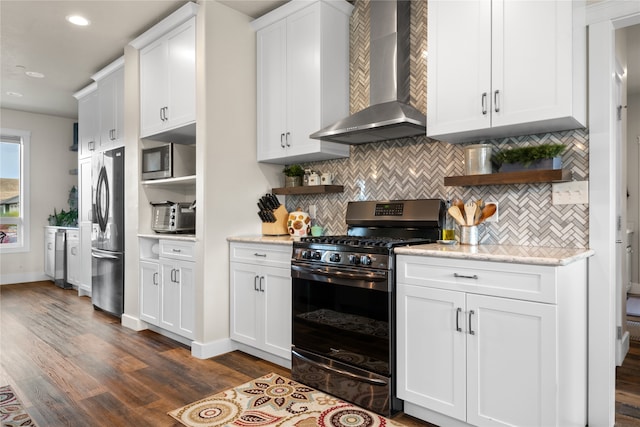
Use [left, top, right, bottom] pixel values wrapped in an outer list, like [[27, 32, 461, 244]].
[[141, 143, 196, 181]]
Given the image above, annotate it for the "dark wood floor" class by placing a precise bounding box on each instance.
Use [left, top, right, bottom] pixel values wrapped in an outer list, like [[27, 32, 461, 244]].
[[0, 281, 432, 426]]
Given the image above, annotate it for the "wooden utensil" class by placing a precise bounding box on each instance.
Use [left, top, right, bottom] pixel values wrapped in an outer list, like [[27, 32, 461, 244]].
[[474, 199, 484, 224], [448, 205, 466, 226], [452, 198, 465, 213], [478, 203, 497, 224], [464, 201, 477, 226]]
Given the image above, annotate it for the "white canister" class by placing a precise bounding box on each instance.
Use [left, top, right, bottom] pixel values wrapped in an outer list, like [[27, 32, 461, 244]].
[[464, 144, 492, 175], [288, 209, 311, 239], [320, 172, 334, 185], [308, 172, 320, 186]]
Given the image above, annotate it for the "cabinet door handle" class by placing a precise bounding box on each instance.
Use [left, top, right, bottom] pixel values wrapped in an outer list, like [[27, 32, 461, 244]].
[[89, 141, 95, 151], [48, 242, 53, 250], [153, 272, 158, 286], [280, 133, 285, 148], [259, 276, 265, 292], [454, 273, 478, 280], [481, 92, 487, 115], [285, 132, 291, 147], [456, 307, 462, 332], [468, 310, 475, 335], [254, 275, 260, 291], [71, 247, 77, 256], [494, 90, 500, 112], [160, 108, 164, 122], [164, 106, 169, 121], [254, 253, 267, 257]]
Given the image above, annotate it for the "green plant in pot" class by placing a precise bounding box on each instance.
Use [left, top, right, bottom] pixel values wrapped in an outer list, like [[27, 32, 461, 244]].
[[283, 164, 305, 187], [493, 143, 566, 172]]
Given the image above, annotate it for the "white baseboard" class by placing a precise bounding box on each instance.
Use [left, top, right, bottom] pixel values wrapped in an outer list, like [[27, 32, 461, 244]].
[[121, 314, 148, 331], [191, 338, 236, 360], [232, 342, 291, 369], [0, 272, 49, 285]]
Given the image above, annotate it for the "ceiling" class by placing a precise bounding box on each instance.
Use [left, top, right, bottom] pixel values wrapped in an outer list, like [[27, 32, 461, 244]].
[[0, 0, 287, 120], [0, 1, 638, 121]]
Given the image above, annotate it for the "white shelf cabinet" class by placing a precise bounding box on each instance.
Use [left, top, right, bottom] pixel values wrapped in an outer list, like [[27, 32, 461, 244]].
[[139, 17, 196, 141], [139, 237, 195, 340], [427, 0, 586, 143], [229, 242, 292, 361], [396, 255, 587, 427], [252, 0, 352, 164], [44, 227, 56, 279]]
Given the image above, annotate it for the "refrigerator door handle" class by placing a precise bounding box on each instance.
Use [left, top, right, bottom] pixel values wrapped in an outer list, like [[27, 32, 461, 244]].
[[96, 165, 110, 233], [91, 250, 120, 260]]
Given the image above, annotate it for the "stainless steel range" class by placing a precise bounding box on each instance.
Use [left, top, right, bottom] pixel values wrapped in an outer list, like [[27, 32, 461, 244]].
[[291, 199, 444, 417]]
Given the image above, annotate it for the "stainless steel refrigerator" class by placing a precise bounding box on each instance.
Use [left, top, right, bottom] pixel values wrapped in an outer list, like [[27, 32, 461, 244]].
[[91, 147, 124, 317]]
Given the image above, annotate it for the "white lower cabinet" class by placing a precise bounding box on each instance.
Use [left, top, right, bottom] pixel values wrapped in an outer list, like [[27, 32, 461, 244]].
[[139, 238, 195, 340], [229, 242, 291, 361], [66, 229, 80, 287], [44, 227, 56, 279], [396, 255, 587, 427]]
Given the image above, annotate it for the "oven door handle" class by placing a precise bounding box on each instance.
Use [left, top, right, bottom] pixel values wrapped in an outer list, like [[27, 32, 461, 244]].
[[291, 264, 387, 282], [291, 349, 388, 386]]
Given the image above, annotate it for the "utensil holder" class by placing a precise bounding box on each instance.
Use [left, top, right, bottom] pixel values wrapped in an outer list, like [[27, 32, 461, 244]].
[[262, 205, 289, 236], [459, 224, 487, 245]]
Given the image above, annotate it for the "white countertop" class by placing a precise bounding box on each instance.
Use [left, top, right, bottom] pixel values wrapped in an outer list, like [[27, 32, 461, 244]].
[[138, 233, 197, 242], [395, 243, 595, 266], [227, 235, 294, 245]]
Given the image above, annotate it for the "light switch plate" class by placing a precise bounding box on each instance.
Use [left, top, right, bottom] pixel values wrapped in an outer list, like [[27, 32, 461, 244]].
[[552, 181, 589, 205]]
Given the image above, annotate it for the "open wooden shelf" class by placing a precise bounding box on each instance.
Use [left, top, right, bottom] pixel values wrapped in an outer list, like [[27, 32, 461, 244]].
[[444, 169, 571, 187], [271, 185, 344, 195]]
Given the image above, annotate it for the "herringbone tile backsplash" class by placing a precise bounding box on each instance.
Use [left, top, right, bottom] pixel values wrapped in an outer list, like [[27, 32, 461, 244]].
[[285, 0, 589, 249]]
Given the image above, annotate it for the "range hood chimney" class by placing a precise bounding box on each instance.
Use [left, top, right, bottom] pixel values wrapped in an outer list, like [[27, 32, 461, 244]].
[[310, 0, 426, 145]]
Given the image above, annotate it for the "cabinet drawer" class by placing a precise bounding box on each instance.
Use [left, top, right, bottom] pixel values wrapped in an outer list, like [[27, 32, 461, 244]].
[[230, 242, 291, 268], [159, 240, 195, 261], [66, 230, 79, 241], [397, 255, 557, 304]]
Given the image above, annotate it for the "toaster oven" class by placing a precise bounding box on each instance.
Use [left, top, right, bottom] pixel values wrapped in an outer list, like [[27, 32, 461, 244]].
[[150, 201, 196, 233]]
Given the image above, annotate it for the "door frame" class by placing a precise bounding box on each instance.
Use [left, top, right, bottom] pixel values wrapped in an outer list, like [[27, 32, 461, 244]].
[[587, 2, 640, 425]]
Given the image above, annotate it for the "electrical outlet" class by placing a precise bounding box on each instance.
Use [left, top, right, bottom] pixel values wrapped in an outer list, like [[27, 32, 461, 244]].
[[552, 181, 589, 205], [484, 201, 499, 223], [308, 204, 317, 218]]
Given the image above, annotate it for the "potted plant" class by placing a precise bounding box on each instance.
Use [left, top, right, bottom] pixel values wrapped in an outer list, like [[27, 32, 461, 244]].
[[493, 143, 566, 172], [283, 164, 305, 187]]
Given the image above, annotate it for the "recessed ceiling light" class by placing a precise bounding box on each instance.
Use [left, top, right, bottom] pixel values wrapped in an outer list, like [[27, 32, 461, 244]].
[[25, 71, 45, 79], [66, 15, 90, 26], [7, 91, 23, 98]]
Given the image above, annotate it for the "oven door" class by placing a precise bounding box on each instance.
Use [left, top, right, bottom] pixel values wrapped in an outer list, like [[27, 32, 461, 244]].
[[291, 261, 400, 415]]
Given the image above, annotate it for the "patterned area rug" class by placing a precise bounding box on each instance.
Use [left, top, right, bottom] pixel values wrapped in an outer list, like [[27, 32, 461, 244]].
[[0, 385, 37, 426], [169, 373, 406, 427]]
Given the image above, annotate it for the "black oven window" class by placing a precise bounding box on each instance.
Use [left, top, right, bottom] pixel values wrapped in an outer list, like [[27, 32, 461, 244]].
[[292, 277, 390, 376]]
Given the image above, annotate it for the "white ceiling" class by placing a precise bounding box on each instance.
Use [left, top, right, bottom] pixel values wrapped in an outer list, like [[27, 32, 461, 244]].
[[0, 1, 638, 121], [0, 0, 286, 120]]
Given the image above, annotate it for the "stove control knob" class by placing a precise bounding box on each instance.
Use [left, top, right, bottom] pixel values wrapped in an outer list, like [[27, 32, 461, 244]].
[[349, 254, 360, 265], [301, 250, 311, 260], [312, 251, 322, 260], [360, 255, 372, 266], [329, 253, 341, 263]]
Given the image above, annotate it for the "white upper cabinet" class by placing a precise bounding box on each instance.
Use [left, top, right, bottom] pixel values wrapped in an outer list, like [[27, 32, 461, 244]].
[[427, 0, 586, 143], [75, 83, 98, 159], [130, 3, 198, 142], [93, 58, 124, 151], [252, 0, 353, 164]]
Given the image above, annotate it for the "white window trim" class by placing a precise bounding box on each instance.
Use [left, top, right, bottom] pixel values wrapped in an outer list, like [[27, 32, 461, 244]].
[[0, 128, 30, 254]]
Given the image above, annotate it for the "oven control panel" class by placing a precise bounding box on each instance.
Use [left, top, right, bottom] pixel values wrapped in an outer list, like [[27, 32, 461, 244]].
[[292, 248, 389, 269]]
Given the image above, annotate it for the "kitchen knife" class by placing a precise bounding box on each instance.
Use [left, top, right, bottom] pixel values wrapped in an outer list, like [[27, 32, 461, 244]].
[[257, 211, 265, 222], [268, 193, 280, 208], [262, 196, 274, 210]]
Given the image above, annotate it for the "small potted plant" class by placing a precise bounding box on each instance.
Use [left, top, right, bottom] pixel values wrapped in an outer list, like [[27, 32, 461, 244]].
[[493, 143, 566, 173], [283, 164, 305, 187]]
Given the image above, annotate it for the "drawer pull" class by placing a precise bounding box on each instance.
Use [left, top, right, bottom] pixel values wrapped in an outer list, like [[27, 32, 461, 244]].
[[468, 310, 475, 335], [455, 307, 462, 332], [454, 273, 478, 280], [254, 275, 260, 291], [172, 248, 182, 253], [254, 253, 267, 257]]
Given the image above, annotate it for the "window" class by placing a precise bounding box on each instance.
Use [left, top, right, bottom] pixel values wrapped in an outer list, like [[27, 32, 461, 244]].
[[0, 129, 30, 253]]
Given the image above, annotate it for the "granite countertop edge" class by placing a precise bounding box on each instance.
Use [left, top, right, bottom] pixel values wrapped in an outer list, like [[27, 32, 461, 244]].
[[395, 244, 595, 266], [227, 235, 294, 245]]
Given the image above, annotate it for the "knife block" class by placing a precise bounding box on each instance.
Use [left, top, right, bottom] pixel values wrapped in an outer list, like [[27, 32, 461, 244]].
[[262, 205, 289, 236]]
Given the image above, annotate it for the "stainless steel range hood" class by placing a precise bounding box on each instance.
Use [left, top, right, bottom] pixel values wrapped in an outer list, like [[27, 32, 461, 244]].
[[310, 0, 426, 145]]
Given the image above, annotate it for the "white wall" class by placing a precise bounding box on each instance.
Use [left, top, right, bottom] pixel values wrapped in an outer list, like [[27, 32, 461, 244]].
[[0, 108, 77, 284]]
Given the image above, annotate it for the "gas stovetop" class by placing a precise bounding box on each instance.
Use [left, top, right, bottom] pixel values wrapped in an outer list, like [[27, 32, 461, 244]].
[[299, 235, 433, 248]]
